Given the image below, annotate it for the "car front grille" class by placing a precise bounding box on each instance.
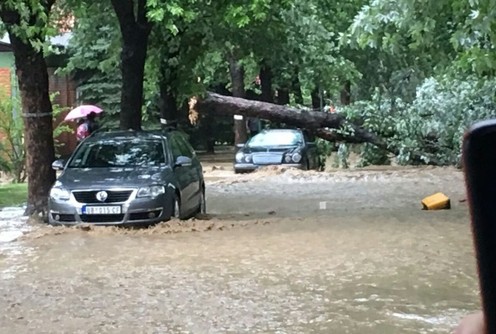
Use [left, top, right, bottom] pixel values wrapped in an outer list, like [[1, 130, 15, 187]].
[[80, 214, 125, 223], [252, 154, 282, 165], [72, 190, 133, 204]]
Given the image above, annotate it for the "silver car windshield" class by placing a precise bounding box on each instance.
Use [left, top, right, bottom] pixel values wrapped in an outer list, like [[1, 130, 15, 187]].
[[68, 139, 167, 168], [247, 131, 303, 147]]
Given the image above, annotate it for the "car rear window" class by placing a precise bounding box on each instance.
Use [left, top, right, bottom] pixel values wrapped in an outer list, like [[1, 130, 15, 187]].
[[68, 139, 167, 168]]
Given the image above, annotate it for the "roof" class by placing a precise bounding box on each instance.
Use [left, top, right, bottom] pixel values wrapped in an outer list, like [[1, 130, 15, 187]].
[[88, 129, 178, 141], [261, 128, 302, 133]]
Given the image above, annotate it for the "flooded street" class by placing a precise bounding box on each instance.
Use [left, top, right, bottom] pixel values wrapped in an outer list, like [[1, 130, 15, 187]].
[[0, 166, 480, 333]]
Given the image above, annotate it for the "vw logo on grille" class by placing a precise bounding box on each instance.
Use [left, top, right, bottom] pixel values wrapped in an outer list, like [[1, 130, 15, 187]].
[[96, 191, 108, 202]]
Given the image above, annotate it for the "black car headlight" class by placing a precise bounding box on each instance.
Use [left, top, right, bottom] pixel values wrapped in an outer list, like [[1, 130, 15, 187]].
[[137, 185, 165, 198]]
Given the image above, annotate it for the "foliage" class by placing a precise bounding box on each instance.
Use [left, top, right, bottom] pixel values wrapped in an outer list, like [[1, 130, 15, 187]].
[[59, 1, 121, 124], [60, 0, 496, 168], [342, 75, 496, 166], [51, 92, 73, 149], [0, 91, 25, 183], [0, 91, 72, 182], [0, 0, 57, 51]]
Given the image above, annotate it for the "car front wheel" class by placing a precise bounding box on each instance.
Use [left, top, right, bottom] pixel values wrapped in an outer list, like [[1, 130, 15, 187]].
[[198, 187, 206, 215], [172, 194, 182, 219]]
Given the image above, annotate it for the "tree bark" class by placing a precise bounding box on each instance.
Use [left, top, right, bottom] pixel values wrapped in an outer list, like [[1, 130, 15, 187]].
[[203, 113, 215, 153], [259, 61, 273, 103], [158, 58, 178, 125], [189, 92, 441, 165], [276, 88, 290, 105], [111, 0, 151, 130], [228, 57, 248, 145], [292, 69, 304, 105], [158, 84, 178, 125], [311, 87, 320, 110], [340, 80, 351, 105], [0, 4, 56, 216]]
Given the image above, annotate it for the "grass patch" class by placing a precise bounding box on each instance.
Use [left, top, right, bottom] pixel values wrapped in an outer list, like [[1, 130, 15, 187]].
[[0, 183, 27, 207]]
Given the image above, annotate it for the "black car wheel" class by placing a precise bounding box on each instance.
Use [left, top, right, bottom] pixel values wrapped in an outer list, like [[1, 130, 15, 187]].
[[197, 186, 207, 215], [172, 194, 182, 219]]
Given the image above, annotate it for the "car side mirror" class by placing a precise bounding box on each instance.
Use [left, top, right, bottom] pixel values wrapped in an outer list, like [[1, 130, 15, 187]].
[[174, 156, 192, 167], [52, 159, 66, 171]]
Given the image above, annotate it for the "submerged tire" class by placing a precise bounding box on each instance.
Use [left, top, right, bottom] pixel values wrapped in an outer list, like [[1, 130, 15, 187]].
[[198, 187, 206, 215], [172, 194, 182, 219]]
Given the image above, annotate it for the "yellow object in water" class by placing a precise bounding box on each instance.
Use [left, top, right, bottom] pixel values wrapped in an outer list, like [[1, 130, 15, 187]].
[[422, 192, 451, 210]]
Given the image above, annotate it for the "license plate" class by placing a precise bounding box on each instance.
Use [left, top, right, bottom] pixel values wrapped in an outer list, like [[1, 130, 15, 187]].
[[82, 205, 121, 215]]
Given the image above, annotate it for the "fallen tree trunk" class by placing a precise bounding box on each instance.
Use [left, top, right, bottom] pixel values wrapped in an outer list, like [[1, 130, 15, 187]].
[[189, 92, 386, 146], [189, 92, 440, 165]]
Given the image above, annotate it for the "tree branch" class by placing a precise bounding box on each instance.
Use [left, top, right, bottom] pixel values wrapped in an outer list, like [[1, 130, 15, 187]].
[[189, 92, 442, 165]]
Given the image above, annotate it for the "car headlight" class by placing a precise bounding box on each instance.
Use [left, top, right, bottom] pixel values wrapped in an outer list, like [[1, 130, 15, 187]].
[[244, 154, 252, 163], [284, 155, 292, 163], [50, 187, 70, 201], [235, 152, 244, 162], [292, 152, 302, 163], [137, 185, 165, 198]]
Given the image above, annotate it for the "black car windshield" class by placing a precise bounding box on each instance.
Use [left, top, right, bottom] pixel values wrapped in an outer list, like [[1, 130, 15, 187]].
[[68, 139, 167, 168], [247, 131, 303, 147]]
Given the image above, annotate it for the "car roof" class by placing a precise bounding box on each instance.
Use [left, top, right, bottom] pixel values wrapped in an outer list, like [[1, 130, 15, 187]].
[[86, 129, 178, 142], [260, 128, 302, 133]]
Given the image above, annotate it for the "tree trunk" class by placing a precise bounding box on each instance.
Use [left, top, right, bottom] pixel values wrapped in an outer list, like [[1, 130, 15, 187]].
[[228, 57, 248, 145], [111, 0, 151, 130], [203, 113, 215, 154], [259, 61, 273, 103], [276, 88, 290, 105], [340, 80, 351, 105], [311, 87, 321, 110], [158, 56, 178, 126], [6, 34, 56, 216], [292, 69, 304, 105], [158, 85, 178, 126], [189, 92, 441, 165]]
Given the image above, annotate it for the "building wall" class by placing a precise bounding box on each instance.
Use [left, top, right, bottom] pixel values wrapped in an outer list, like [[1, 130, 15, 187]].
[[0, 51, 14, 97]]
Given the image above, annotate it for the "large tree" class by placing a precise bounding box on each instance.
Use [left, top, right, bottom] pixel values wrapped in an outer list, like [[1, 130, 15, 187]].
[[0, 0, 57, 216], [110, 0, 152, 130]]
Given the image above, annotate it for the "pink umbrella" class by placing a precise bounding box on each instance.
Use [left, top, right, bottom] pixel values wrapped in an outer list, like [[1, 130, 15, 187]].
[[64, 105, 103, 121]]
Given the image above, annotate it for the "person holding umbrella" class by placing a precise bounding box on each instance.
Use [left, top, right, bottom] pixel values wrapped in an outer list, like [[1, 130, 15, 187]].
[[65, 105, 103, 142]]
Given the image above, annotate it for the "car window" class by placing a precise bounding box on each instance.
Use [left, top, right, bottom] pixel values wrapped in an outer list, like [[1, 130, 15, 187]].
[[176, 134, 195, 158], [68, 139, 167, 168], [247, 131, 303, 147], [170, 133, 194, 158]]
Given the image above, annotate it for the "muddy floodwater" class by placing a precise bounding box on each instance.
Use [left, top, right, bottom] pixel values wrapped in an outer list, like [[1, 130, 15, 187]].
[[0, 166, 481, 333]]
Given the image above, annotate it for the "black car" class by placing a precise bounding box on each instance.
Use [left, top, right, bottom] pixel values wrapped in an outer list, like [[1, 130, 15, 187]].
[[48, 129, 206, 226], [234, 128, 319, 173]]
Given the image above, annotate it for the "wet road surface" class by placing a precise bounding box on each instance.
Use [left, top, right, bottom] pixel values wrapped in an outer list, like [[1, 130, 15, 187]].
[[0, 166, 480, 333]]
